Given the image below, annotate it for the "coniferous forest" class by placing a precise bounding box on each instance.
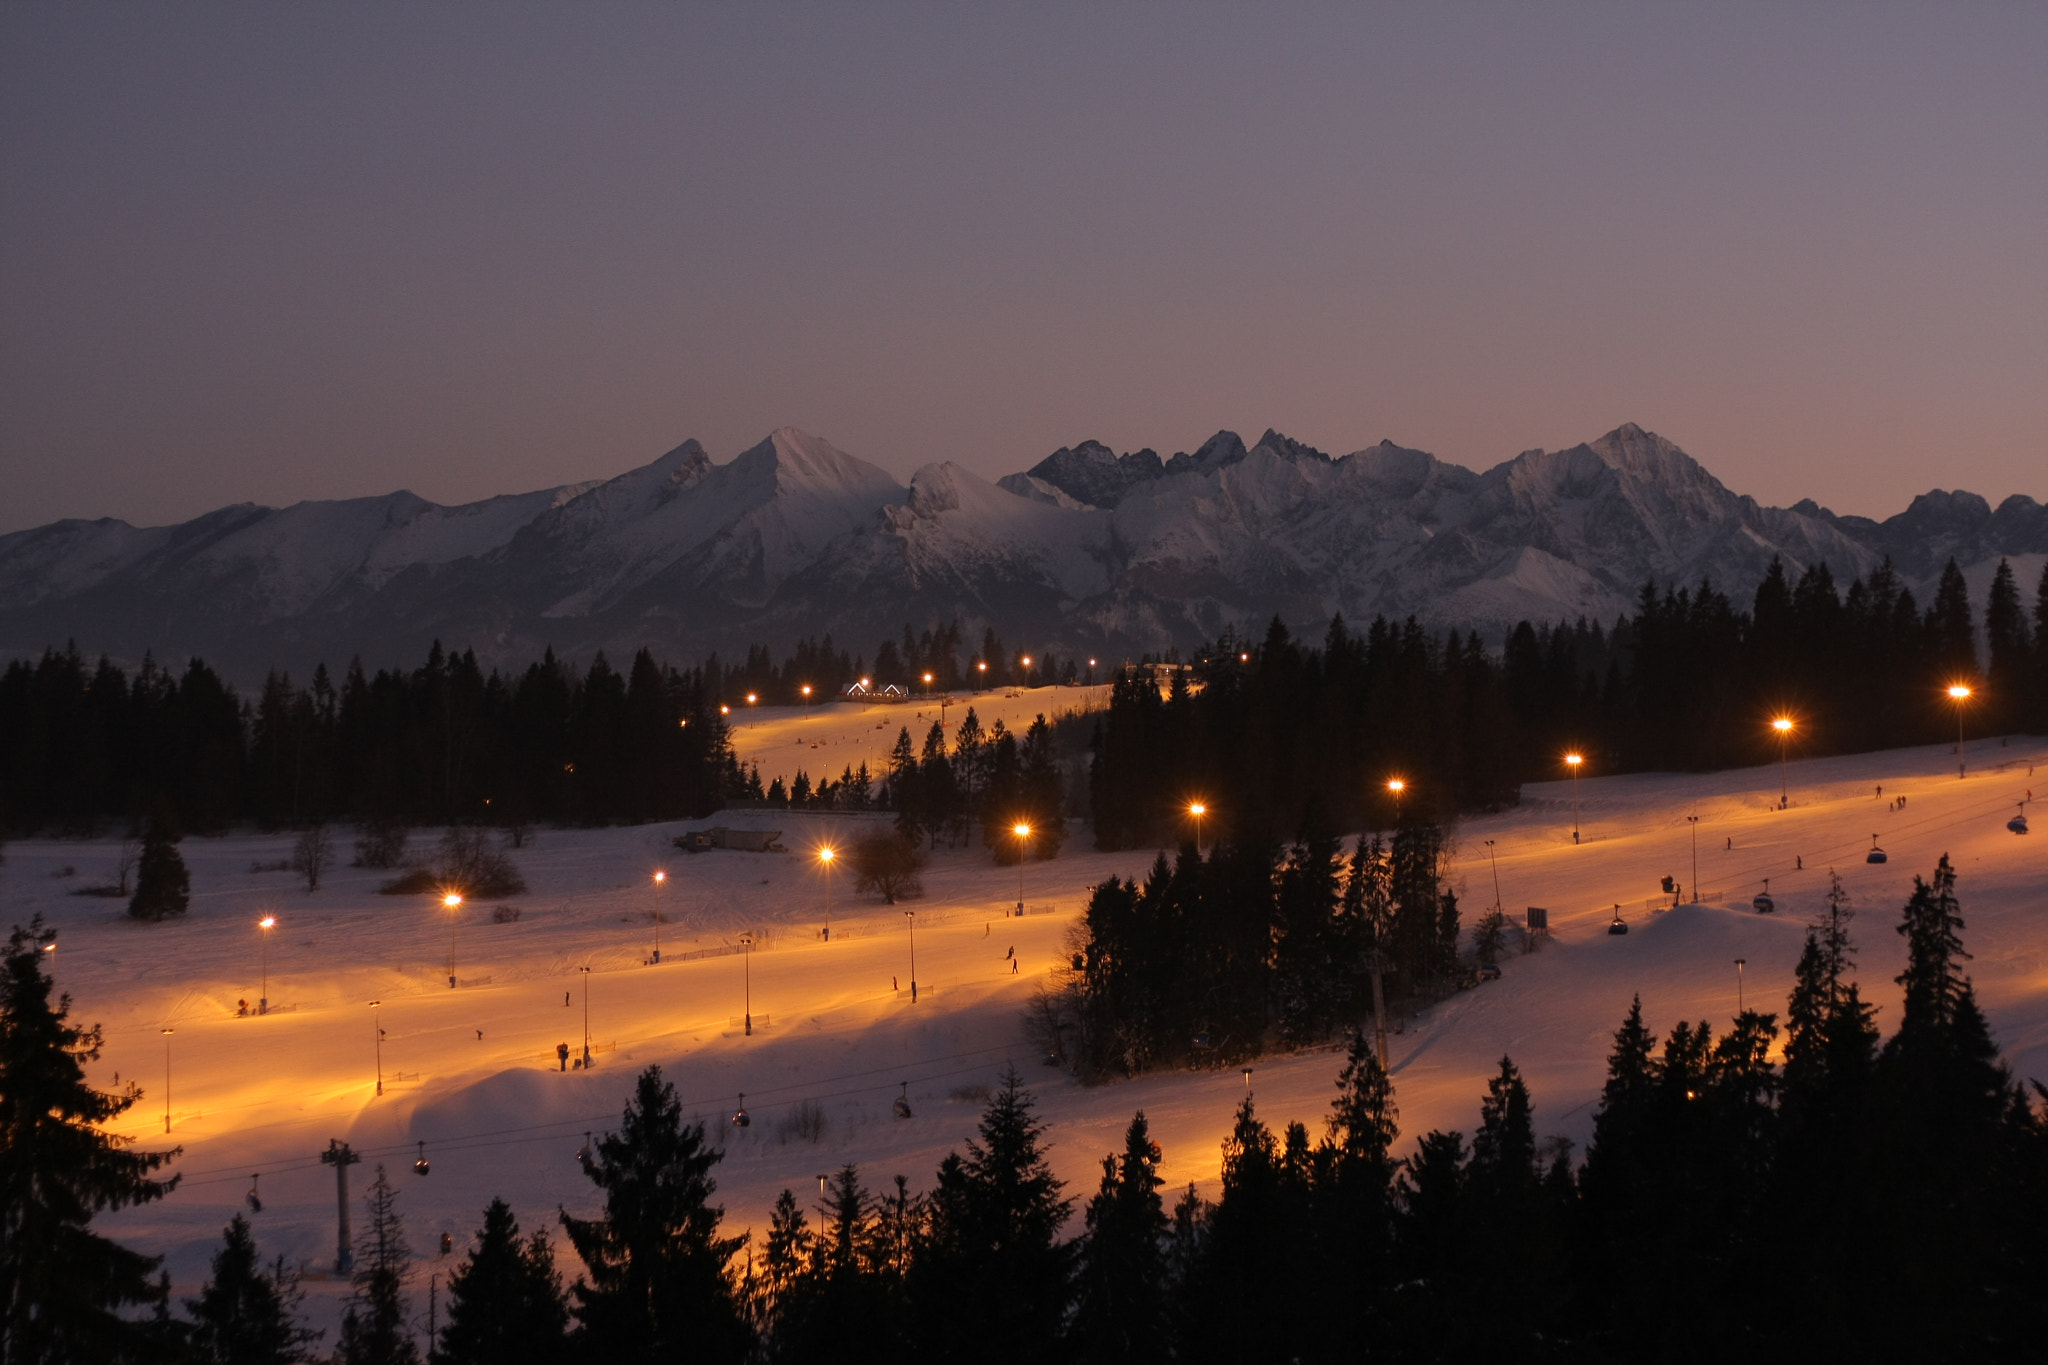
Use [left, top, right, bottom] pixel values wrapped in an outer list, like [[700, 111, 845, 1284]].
[[3, 554, 2044, 843], [6, 855, 2046, 1362]]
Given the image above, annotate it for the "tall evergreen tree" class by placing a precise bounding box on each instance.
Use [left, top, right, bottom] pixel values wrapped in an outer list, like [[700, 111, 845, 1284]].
[[559, 1066, 750, 1365], [128, 807, 191, 921], [1069, 1113, 1170, 1365], [335, 1166, 418, 1365], [185, 1214, 321, 1365], [430, 1199, 567, 1365], [0, 916, 180, 1364], [908, 1069, 1071, 1365]]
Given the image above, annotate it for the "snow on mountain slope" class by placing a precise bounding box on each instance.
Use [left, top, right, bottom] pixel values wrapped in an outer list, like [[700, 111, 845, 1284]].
[[1, 422, 2042, 681]]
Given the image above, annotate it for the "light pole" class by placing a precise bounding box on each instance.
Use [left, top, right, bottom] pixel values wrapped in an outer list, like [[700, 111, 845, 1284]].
[[977, 660, 988, 689], [905, 912, 918, 1002], [1771, 717, 1794, 809], [1020, 655, 1033, 686], [1483, 839, 1502, 912], [258, 915, 276, 1015], [1735, 958, 1747, 1013], [1948, 684, 1972, 777], [922, 671, 933, 705], [161, 1027, 173, 1132], [739, 933, 753, 1035], [651, 871, 666, 964], [800, 683, 812, 710], [443, 892, 463, 988], [369, 1000, 383, 1096], [1386, 778, 1406, 828], [1564, 754, 1583, 844], [579, 967, 592, 1068], [1687, 813, 1701, 905], [1012, 823, 1033, 916], [1188, 802, 1207, 857], [818, 846, 836, 941]]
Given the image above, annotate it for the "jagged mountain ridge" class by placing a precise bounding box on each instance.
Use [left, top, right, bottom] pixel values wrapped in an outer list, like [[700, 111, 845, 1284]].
[[2, 423, 2042, 683]]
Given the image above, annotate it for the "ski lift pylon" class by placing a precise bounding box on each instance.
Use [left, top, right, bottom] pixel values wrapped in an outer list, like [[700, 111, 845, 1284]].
[[1866, 834, 1887, 864], [1752, 878, 1776, 915]]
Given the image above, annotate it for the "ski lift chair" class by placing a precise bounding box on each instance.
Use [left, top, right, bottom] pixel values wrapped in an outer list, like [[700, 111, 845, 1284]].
[[892, 1082, 913, 1120], [576, 1133, 595, 1173], [1752, 879, 1776, 915], [413, 1140, 430, 1176], [246, 1174, 263, 1214], [2008, 805, 2029, 835], [1607, 906, 1629, 936], [732, 1094, 751, 1129], [1866, 835, 1888, 865]]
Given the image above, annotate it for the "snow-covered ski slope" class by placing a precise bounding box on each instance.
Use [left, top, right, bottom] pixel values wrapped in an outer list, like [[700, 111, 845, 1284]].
[[7, 731, 2045, 1330]]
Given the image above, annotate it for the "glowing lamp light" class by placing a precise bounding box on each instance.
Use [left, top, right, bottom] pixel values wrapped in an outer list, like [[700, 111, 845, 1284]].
[[653, 871, 666, 885], [1386, 779, 1406, 795], [443, 893, 462, 909], [1013, 823, 1033, 838], [720, 704, 730, 715], [1772, 717, 1793, 734], [860, 677, 872, 688], [1948, 684, 1972, 700], [746, 692, 758, 705], [801, 684, 812, 696], [977, 662, 987, 672], [923, 672, 933, 684], [1021, 655, 1033, 668], [1565, 753, 1583, 768], [1189, 802, 1206, 817], [818, 846, 835, 864], [258, 915, 276, 929]]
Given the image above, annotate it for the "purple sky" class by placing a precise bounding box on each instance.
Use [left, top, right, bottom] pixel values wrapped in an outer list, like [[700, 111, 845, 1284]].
[[3, 5, 2043, 533]]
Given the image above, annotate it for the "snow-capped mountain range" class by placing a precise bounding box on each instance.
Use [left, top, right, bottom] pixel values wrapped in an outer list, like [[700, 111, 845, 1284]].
[[3, 424, 2043, 683]]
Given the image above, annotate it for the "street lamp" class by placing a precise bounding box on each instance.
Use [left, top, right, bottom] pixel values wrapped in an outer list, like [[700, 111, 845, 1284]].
[[800, 683, 812, 708], [161, 1027, 173, 1133], [443, 892, 463, 989], [257, 915, 276, 1015], [1771, 718, 1794, 808], [1735, 958, 1747, 1013], [651, 871, 666, 964], [1188, 802, 1207, 857], [1687, 813, 1701, 905], [818, 846, 836, 941], [904, 912, 918, 1003], [369, 1001, 383, 1096], [739, 932, 754, 1035], [1386, 778, 1406, 825], [1948, 684, 1972, 777], [1012, 823, 1033, 916], [1483, 840, 1502, 912], [746, 692, 758, 706], [579, 967, 592, 1068], [1564, 754, 1584, 844]]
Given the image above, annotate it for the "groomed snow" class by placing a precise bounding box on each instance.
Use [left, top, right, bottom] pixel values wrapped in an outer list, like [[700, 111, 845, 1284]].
[[8, 730, 2044, 1337]]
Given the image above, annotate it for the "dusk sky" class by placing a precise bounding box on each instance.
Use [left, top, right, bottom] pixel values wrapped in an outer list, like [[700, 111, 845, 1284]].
[[3, 4, 2043, 534]]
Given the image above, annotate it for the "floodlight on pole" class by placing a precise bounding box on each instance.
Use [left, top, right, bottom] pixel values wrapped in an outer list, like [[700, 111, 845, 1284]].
[[1013, 823, 1033, 916], [369, 1001, 383, 1096], [1565, 754, 1584, 844], [1687, 813, 1701, 905], [739, 933, 753, 1035], [905, 912, 918, 1002], [652, 871, 666, 964], [443, 892, 463, 988], [818, 846, 835, 940], [1188, 802, 1208, 857], [161, 1028, 173, 1132], [257, 915, 276, 1015], [1771, 717, 1794, 808], [1948, 684, 1972, 777], [1483, 840, 1502, 912]]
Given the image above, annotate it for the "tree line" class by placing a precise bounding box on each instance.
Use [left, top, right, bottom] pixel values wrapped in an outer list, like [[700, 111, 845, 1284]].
[[1087, 555, 2048, 850], [7, 852, 2046, 1361]]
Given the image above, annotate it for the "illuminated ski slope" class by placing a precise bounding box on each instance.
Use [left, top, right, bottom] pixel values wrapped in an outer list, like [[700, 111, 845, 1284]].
[[6, 733, 2043, 1333]]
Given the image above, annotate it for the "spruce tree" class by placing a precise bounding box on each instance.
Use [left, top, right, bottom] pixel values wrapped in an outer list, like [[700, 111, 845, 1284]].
[[128, 808, 191, 921], [769, 1166, 900, 1364], [431, 1199, 567, 1365], [1069, 1113, 1170, 1365], [186, 1214, 321, 1364], [908, 1069, 1070, 1365], [335, 1166, 418, 1365], [0, 916, 181, 1363], [559, 1066, 750, 1364]]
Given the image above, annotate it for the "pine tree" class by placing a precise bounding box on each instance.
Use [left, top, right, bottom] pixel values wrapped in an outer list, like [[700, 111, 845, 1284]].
[[908, 1069, 1071, 1365], [1177, 1097, 1290, 1365], [1069, 1113, 1170, 1365], [129, 807, 192, 921], [430, 1199, 567, 1365], [1926, 558, 1977, 682], [559, 1066, 750, 1364], [0, 916, 181, 1363], [186, 1214, 321, 1364], [1984, 558, 2031, 720], [335, 1166, 418, 1365]]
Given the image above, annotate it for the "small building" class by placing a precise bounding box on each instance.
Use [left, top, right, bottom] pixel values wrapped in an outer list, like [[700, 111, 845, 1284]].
[[674, 827, 784, 853]]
